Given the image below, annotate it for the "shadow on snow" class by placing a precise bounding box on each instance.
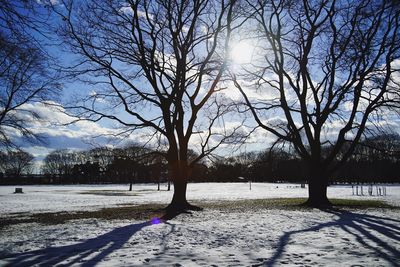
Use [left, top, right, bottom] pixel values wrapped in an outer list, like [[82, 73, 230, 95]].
[[1, 209, 400, 266], [0, 219, 176, 267], [263, 209, 400, 267], [0, 207, 193, 267]]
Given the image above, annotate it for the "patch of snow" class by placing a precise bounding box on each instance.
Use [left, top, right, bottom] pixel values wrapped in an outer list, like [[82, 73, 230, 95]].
[[0, 183, 399, 266], [1, 209, 399, 266], [1, 183, 399, 214]]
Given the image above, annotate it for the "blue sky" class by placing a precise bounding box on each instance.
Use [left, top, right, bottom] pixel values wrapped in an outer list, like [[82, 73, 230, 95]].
[[4, 1, 400, 173]]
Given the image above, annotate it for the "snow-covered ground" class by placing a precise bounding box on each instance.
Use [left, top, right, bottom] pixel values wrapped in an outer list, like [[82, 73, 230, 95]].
[[1, 183, 399, 266], [1, 183, 399, 214]]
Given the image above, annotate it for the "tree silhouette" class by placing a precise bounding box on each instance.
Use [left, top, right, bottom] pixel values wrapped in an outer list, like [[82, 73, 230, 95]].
[[42, 149, 78, 178], [233, 0, 400, 206], [0, 0, 60, 148], [54, 0, 243, 212], [0, 150, 34, 177]]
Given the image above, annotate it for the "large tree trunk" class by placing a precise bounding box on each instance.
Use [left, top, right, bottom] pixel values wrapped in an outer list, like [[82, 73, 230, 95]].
[[305, 166, 331, 207], [165, 160, 200, 213], [168, 180, 189, 210]]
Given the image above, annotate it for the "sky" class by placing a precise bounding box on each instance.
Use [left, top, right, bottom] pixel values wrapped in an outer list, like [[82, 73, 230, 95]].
[[3, 1, 400, 173], [4, 1, 272, 170]]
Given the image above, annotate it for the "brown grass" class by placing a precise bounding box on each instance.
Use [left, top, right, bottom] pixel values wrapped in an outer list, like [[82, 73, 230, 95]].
[[1, 198, 397, 229]]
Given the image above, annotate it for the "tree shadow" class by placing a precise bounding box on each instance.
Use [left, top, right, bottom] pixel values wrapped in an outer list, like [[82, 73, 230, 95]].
[[160, 202, 203, 221], [264, 208, 400, 267], [0, 219, 174, 267], [0, 204, 204, 266]]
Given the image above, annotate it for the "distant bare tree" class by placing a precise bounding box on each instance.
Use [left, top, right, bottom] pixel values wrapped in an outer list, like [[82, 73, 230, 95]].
[[0, 0, 60, 148], [41, 149, 80, 176], [353, 133, 400, 162], [87, 147, 115, 170], [233, 0, 400, 206], [0, 150, 34, 177], [54, 0, 244, 212]]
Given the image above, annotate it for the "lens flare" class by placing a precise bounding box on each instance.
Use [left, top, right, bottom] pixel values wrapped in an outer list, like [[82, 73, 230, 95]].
[[151, 218, 162, 225]]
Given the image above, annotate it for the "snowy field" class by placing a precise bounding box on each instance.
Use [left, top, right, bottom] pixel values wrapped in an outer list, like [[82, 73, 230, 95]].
[[0, 183, 399, 266]]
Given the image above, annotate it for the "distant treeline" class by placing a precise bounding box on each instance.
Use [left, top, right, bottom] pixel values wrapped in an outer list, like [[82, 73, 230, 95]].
[[207, 134, 400, 184], [1, 134, 399, 185]]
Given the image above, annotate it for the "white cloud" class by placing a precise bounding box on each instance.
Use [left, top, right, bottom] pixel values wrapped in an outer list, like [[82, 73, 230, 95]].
[[222, 79, 280, 102], [3, 102, 130, 149], [19, 102, 120, 138], [36, 0, 59, 6], [119, 6, 154, 20], [21, 146, 55, 158]]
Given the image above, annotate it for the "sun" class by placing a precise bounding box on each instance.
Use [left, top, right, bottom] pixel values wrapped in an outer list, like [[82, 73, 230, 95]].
[[230, 41, 254, 64]]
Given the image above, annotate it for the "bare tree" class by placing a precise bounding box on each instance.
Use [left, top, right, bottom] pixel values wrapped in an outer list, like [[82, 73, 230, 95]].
[[41, 149, 81, 176], [0, 150, 34, 177], [54, 0, 244, 212], [87, 146, 115, 170], [0, 0, 61, 148], [233, 0, 400, 206], [352, 133, 400, 162]]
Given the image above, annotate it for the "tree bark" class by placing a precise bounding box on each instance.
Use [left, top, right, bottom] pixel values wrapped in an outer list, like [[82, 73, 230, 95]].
[[305, 167, 331, 207], [165, 160, 200, 212], [168, 180, 189, 210]]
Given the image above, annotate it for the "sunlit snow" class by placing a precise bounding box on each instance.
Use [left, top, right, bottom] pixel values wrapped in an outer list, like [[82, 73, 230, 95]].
[[0, 183, 399, 266]]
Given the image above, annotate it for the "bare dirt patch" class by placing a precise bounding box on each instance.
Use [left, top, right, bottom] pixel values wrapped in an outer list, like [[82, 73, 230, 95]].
[[1, 198, 397, 229]]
